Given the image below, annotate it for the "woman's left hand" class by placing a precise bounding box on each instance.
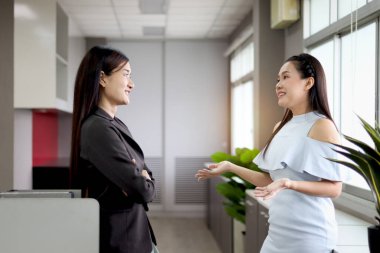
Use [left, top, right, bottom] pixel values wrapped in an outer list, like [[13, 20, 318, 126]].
[[253, 178, 291, 200], [142, 170, 151, 180]]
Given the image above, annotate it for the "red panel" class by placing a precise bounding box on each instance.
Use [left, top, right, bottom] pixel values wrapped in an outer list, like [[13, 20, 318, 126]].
[[33, 110, 58, 166]]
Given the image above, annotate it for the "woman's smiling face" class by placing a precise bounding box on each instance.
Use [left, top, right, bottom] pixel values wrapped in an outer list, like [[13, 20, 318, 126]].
[[101, 61, 134, 106], [275, 61, 312, 112]]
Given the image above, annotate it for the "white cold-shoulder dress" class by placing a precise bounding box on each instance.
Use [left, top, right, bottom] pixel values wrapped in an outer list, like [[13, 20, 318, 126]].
[[253, 111, 349, 253]]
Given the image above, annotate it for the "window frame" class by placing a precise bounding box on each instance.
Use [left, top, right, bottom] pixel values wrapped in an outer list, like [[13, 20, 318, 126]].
[[304, 0, 380, 221], [230, 38, 254, 154]]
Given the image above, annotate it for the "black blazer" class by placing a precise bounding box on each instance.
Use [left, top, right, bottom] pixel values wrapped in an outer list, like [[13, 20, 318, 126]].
[[79, 107, 156, 253]]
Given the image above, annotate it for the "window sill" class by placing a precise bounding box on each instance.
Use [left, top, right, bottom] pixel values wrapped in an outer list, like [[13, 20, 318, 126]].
[[333, 192, 377, 225]]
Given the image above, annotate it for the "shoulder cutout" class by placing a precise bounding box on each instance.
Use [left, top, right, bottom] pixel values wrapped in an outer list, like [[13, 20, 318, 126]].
[[308, 118, 340, 144]]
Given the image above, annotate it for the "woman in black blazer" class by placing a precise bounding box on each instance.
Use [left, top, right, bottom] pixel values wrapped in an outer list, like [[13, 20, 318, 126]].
[[70, 46, 158, 253]]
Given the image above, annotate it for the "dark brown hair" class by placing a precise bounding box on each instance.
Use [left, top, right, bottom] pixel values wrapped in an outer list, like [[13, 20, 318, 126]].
[[69, 46, 129, 188], [263, 53, 334, 156]]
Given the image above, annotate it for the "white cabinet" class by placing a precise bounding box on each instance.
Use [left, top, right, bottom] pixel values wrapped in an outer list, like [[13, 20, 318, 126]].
[[14, 0, 70, 112], [207, 176, 233, 253], [245, 192, 269, 253]]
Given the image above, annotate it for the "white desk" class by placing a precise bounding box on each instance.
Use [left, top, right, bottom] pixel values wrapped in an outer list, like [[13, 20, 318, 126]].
[[0, 198, 99, 253]]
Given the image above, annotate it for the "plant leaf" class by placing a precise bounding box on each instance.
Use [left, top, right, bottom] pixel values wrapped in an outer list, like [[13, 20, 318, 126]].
[[235, 147, 246, 157], [329, 154, 380, 213], [223, 202, 245, 223], [343, 135, 380, 162], [322, 115, 380, 215], [210, 152, 231, 163], [331, 148, 372, 179], [367, 158, 380, 214], [216, 182, 245, 204], [240, 148, 260, 164], [357, 115, 380, 151], [327, 157, 372, 188], [248, 163, 260, 171], [221, 172, 235, 179], [210, 147, 261, 223]]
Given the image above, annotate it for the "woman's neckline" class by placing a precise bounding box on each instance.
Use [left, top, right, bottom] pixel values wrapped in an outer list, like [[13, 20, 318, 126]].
[[291, 111, 317, 123]]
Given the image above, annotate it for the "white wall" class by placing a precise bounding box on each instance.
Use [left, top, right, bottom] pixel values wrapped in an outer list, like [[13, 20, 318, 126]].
[[13, 110, 33, 189], [108, 40, 229, 214], [108, 41, 164, 157], [253, 0, 285, 149], [66, 18, 86, 113], [284, 11, 303, 59], [165, 40, 229, 212], [165, 40, 229, 156], [58, 19, 86, 158]]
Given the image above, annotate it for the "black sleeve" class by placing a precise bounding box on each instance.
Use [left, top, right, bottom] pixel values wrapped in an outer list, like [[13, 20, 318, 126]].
[[81, 119, 155, 203]]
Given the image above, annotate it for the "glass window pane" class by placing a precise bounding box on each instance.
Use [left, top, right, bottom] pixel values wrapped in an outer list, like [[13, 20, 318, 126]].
[[231, 51, 237, 82], [310, 0, 330, 34], [340, 22, 376, 190], [338, 0, 367, 19], [231, 81, 254, 153], [230, 42, 254, 83], [303, 0, 310, 38], [330, 0, 338, 24], [309, 40, 335, 118]]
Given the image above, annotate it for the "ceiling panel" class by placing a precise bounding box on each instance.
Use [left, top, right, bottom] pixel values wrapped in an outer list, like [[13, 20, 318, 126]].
[[58, 0, 252, 39]]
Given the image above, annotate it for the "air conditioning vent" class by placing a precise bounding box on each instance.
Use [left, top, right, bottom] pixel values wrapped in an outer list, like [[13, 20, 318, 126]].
[[145, 157, 162, 204], [175, 157, 210, 204], [271, 0, 300, 29]]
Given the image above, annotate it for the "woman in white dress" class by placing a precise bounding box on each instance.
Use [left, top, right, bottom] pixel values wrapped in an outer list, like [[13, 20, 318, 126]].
[[196, 53, 348, 253]]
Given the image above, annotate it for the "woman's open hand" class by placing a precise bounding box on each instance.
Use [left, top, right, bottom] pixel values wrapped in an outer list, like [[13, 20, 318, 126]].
[[253, 178, 291, 200], [195, 161, 231, 181]]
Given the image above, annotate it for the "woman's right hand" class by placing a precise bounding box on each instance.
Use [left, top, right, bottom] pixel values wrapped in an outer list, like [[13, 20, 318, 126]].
[[195, 161, 231, 181]]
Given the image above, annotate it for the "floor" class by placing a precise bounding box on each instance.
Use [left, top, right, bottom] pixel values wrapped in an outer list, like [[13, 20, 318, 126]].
[[149, 217, 222, 253]]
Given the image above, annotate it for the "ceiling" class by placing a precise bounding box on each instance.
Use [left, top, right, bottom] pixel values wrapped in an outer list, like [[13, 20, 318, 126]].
[[57, 0, 253, 39]]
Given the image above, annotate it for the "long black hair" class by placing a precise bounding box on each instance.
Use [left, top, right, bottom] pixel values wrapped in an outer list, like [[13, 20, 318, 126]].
[[70, 46, 129, 188], [263, 53, 334, 156]]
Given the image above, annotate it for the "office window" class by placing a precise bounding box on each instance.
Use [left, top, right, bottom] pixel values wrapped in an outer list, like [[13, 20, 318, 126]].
[[310, 0, 330, 35], [338, 0, 367, 19], [310, 24, 376, 191], [230, 42, 254, 153], [231, 81, 254, 152], [230, 42, 254, 83], [309, 24, 376, 190], [309, 40, 335, 117], [340, 22, 376, 190], [306, 0, 370, 37], [305, 0, 379, 215]]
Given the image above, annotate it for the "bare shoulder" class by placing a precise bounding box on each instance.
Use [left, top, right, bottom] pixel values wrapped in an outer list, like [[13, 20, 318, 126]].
[[308, 118, 340, 144], [273, 121, 282, 132]]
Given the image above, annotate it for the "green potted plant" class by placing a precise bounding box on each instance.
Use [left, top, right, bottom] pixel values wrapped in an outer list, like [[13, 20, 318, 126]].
[[210, 147, 260, 223], [211, 147, 260, 253], [327, 116, 379, 253]]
